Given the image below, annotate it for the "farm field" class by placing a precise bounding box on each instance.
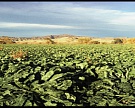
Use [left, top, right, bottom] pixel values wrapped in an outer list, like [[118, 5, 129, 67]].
[[1, 44, 135, 106]]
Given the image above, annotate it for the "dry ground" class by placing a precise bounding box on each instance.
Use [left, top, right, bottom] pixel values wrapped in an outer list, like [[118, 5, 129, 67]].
[[15, 37, 115, 44], [92, 38, 114, 43]]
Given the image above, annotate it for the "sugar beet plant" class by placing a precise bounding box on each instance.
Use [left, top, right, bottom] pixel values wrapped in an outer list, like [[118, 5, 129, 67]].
[[1, 44, 135, 106]]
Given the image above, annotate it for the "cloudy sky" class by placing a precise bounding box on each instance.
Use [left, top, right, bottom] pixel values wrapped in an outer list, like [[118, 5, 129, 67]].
[[0, 2, 135, 37]]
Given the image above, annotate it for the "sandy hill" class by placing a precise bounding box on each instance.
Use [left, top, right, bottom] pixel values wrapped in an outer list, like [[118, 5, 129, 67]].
[[0, 34, 122, 44]]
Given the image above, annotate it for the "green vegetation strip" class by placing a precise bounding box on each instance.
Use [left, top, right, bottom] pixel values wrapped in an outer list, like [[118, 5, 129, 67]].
[[1, 44, 135, 106]]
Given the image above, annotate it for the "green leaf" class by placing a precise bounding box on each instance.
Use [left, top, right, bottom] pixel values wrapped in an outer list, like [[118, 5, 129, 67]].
[[85, 69, 96, 77], [132, 81, 135, 89], [14, 78, 23, 88], [22, 84, 30, 90], [62, 100, 73, 106], [108, 99, 118, 106], [44, 101, 57, 106], [28, 74, 35, 81], [34, 66, 41, 72], [79, 76, 85, 81], [86, 90, 93, 96], [22, 73, 29, 78], [121, 77, 127, 82], [49, 73, 63, 81], [13, 94, 26, 106], [65, 93, 76, 101], [102, 79, 114, 86], [76, 62, 88, 69], [0, 96, 3, 100], [17, 58, 21, 61], [8, 63, 18, 73], [24, 100, 32, 106], [37, 87, 45, 95], [42, 70, 54, 81], [3, 90, 11, 95], [129, 66, 135, 78], [1, 64, 8, 70], [96, 99, 107, 106], [57, 80, 72, 90]]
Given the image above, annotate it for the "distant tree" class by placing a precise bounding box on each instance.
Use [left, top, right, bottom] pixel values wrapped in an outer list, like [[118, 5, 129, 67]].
[[90, 41, 100, 44], [77, 37, 92, 44], [111, 38, 123, 44], [0, 41, 6, 44], [50, 35, 55, 39]]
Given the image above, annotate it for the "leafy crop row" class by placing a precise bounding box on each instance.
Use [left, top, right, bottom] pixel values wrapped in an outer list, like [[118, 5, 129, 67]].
[[1, 44, 135, 106]]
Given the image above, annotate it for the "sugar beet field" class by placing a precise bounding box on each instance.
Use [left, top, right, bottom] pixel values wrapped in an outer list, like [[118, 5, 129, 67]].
[[1, 44, 135, 106]]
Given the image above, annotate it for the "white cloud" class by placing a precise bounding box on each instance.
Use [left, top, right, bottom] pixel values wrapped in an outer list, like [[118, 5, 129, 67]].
[[109, 12, 135, 26], [1, 2, 135, 27], [74, 7, 135, 26], [0, 22, 78, 29], [67, 6, 135, 29], [64, 7, 121, 19]]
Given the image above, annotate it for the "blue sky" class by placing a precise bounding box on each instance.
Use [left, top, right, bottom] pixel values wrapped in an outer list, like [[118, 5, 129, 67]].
[[0, 2, 135, 37]]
